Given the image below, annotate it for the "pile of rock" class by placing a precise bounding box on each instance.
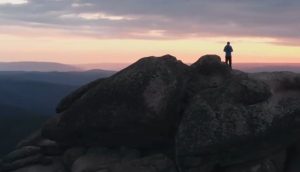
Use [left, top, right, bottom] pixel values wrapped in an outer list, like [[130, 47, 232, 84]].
[[1, 55, 300, 172], [1, 140, 176, 172]]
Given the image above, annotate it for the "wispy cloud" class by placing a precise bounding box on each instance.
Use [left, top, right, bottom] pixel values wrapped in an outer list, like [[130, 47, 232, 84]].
[[0, 0, 299, 44], [0, 0, 28, 5], [60, 12, 136, 21]]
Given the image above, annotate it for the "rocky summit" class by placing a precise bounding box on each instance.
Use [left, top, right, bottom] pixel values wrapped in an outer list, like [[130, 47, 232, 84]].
[[1, 54, 300, 172]]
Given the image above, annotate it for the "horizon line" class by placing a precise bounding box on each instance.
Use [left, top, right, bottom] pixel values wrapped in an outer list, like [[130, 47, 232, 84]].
[[1, 61, 300, 65]]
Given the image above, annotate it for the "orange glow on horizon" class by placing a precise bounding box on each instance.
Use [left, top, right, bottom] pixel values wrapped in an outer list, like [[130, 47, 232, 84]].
[[0, 31, 299, 64]]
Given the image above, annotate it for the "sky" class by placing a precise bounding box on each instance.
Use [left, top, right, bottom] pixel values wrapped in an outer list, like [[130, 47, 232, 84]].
[[0, 0, 299, 64]]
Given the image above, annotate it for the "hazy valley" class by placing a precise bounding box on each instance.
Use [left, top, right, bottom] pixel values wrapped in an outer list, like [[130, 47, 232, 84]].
[[0, 69, 115, 156]]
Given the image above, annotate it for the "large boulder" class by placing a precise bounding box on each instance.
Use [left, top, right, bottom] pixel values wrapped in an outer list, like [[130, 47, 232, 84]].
[[1, 154, 52, 172], [222, 150, 286, 172], [2, 146, 41, 163], [10, 159, 66, 172], [62, 147, 86, 169], [69, 146, 175, 172], [176, 56, 300, 171], [110, 154, 177, 172], [71, 147, 124, 172], [42, 55, 189, 148]]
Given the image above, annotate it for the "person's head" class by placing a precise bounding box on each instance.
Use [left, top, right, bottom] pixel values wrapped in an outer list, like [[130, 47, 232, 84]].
[[227, 42, 230, 45]]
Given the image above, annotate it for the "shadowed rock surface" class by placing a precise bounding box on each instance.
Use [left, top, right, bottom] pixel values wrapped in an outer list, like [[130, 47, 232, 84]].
[[1, 54, 300, 172], [44, 54, 189, 148], [176, 56, 300, 172]]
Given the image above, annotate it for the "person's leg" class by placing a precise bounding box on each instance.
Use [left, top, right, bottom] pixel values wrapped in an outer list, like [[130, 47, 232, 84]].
[[225, 57, 229, 66], [229, 57, 232, 68]]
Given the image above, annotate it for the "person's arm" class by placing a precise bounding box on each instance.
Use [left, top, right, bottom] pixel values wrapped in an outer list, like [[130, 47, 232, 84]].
[[230, 46, 233, 52]]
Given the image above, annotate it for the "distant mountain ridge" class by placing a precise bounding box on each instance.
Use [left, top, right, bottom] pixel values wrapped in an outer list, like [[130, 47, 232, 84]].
[[234, 63, 300, 73], [0, 69, 115, 115], [0, 62, 80, 72], [78, 62, 300, 73], [0, 79, 77, 116], [0, 69, 115, 86], [76, 63, 130, 71], [1, 61, 299, 73]]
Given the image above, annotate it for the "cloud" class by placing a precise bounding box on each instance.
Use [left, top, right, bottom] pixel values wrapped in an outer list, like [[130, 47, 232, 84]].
[[0, 0, 300, 44], [0, 0, 28, 5], [60, 12, 136, 21]]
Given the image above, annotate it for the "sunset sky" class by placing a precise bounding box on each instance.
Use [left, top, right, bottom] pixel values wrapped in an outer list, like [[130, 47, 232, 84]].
[[0, 0, 299, 64]]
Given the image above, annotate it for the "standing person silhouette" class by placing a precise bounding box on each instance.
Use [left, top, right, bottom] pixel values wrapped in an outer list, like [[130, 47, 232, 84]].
[[224, 42, 233, 68]]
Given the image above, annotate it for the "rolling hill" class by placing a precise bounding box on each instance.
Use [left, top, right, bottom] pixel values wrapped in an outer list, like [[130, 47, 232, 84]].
[[0, 79, 76, 115], [0, 62, 80, 72], [0, 69, 115, 86]]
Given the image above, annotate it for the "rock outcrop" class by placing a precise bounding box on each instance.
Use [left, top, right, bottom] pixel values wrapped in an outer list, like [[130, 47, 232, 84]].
[[176, 56, 300, 172], [44, 54, 189, 148], [1, 54, 300, 172]]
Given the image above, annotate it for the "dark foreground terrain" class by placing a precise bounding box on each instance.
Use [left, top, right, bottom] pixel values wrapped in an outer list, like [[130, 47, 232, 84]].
[[0, 70, 115, 156], [1, 55, 300, 172]]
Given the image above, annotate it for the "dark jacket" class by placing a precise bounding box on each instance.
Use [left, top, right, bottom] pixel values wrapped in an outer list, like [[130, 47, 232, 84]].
[[224, 45, 233, 57]]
